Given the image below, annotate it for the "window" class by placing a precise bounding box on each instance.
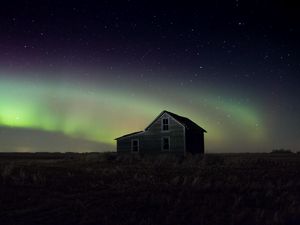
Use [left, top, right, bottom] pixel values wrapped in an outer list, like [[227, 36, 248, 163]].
[[162, 118, 169, 131], [162, 137, 170, 151], [131, 139, 139, 153]]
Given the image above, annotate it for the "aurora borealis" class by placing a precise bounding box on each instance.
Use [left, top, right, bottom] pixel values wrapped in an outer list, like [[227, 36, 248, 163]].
[[0, 1, 299, 152]]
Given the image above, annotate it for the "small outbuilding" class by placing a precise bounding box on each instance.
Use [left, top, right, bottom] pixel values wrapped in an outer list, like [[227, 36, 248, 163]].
[[115, 110, 207, 155]]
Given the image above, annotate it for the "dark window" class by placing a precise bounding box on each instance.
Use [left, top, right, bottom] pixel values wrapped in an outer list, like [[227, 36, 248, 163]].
[[162, 137, 170, 151], [162, 118, 169, 131], [132, 139, 139, 152]]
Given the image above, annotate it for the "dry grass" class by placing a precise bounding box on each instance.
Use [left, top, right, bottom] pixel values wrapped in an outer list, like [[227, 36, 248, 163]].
[[0, 153, 299, 225]]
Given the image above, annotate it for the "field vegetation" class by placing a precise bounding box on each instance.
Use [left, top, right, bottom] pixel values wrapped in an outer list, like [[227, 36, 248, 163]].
[[0, 152, 300, 225]]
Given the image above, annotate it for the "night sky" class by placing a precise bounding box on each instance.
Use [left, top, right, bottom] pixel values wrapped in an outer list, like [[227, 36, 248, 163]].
[[0, 1, 299, 153]]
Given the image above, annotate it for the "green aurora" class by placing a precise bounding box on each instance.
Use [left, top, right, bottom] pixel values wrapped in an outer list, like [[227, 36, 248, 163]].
[[0, 74, 271, 152]]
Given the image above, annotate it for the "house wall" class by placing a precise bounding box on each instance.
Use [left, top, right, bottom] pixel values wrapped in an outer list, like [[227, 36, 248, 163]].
[[116, 138, 132, 153], [142, 113, 185, 154], [185, 129, 205, 154], [116, 133, 142, 153], [117, 113, 185, 154]]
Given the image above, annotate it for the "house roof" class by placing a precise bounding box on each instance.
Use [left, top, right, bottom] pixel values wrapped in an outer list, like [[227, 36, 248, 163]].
[[145, 110, 207, 132], [115, 131, 143, 140], [115, 110, 207, 140]]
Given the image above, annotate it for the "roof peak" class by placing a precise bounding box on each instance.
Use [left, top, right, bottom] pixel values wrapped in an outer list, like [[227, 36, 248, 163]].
[[115, 110, 207, 139], [148, 110, 207, 132]]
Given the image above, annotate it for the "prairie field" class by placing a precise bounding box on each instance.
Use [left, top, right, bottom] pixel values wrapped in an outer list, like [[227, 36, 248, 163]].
[[0, 153, 300, 225]]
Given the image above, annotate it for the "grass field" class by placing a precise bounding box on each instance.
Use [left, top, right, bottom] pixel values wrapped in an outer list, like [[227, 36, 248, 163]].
[[0, 153, 300, 225]]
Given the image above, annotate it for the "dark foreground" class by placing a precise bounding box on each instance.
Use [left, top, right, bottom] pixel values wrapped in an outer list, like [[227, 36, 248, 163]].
[[0, 153, 300, 225]]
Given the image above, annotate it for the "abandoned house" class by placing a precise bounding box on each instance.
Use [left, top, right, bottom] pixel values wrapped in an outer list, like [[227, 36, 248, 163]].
[[115, 110, 207, 155]]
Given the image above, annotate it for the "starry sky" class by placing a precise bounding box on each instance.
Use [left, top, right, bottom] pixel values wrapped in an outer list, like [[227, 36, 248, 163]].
[[0, 1, 299, 153]]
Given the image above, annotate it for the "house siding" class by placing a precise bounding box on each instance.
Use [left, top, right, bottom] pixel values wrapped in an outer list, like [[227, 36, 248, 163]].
[[144, 113, 184, 154], [117, 113, 185, 154], [116, 133, 143, 153], [185, 129, 205, 154], [117, 138, 131, 153]]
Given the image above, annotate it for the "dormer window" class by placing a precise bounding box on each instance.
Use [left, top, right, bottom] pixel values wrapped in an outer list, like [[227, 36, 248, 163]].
[[162, 118, 169, 131]]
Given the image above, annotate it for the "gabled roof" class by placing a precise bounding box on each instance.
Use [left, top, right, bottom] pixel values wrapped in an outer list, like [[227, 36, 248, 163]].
[[115, 110, 206, 140], [145, 110, 207, 132], [115, 131, 143, 140]]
